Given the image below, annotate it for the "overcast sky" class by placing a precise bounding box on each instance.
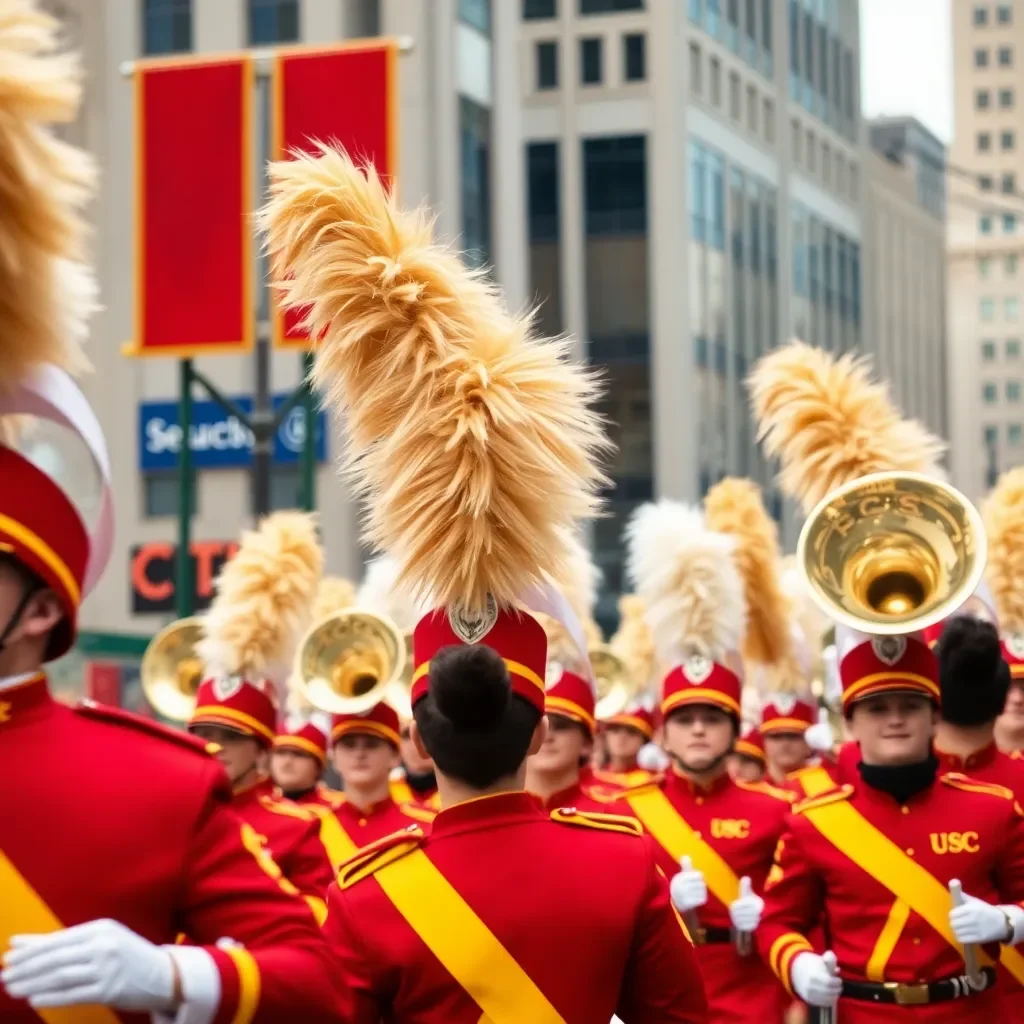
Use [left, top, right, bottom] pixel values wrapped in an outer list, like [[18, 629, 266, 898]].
[[860, 0, 954, 142]]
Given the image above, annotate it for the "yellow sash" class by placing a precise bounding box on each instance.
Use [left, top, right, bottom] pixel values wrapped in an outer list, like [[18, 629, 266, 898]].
[[625, 787, 741, 906], [0, 851, 120, 1024], [802, 797, 1024, 983], [307, 807, 360, 872], [374, 849, 566, 1024]]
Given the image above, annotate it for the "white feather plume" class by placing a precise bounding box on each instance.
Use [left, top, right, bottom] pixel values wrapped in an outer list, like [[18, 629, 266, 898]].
[[556, 528, 603, 627], [356, 555, 428, 631], [625, 499, 747, 667], [282, 709, 331, 736]]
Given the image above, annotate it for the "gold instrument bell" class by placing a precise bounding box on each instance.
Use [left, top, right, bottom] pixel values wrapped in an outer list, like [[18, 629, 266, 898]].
[[295, 608, 406, 715], [797, 471, 987, 635], [589, 643, 639, 719], [140, 616, 207, 722]]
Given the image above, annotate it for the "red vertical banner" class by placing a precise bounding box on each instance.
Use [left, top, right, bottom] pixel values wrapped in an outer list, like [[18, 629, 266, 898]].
[[130, 55, 255, 357], [86, 662, 122, 706], [271, 41, 399, 350]]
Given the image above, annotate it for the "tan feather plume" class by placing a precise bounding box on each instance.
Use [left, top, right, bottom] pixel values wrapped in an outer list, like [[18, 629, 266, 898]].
[[625, 501, 747, 667], [982, 467, 1024, 632], [0, 1, 96, 388], [312, 575, 356, 622], [610, 594, 655, 690], [263, 147, 610, 615], [704, 477, 791, 669], [199, 511, 323, 687], [553, 528, 604, 647], [748, 341, 946, 513]]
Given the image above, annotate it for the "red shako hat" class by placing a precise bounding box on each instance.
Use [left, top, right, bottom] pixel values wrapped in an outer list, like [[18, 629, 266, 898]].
[[330, 701, 401, 748], [761, 695, 816, 735], [602, 705, 655, 740]]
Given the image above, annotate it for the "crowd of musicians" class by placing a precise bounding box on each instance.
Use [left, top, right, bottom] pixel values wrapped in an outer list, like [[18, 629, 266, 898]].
[[7, 2, 1024, 1022]]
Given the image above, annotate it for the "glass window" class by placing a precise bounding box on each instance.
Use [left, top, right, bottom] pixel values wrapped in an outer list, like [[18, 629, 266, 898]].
[[248, 0, 298, 44], [981, 297, 996, 319], [584, 135, 647, 235], [690, 42, 703, 93], [536, 41, 559, 89], [976, 48, 989, 67], [980, 214, 994, 233], [984, 382, 998, 402], [1000, 46, 1014, 66], [1011, 424, 1023, 445], [730, 70, 741, 119], [999, 3, 1013, 24], [523, 0, 557, 17], [580, 37, 603, 84], [980, 256, 993, 276], [1001, 88, 1015, 108], [623, 33, 646, 81], [763, 96, 775, 142], [985, 424, 999, 445], [1008, 297, 1020, 320], [762, 0, 773, 54], [269, 467, 300, 511], [1005, 213, 1018, 233], [460, 98, 492, 269], [983, 339, 997, 360], [579, 0, 643, 11], [1009, 380, 1022, 402], [459, 0, 491, 33], [1008, 254, 1019, 274], [689, 0, 703, 23], [726, 0, 740, 50], [142, 0, 192, 55], [975, 4, 989, 23], [1003, 172, 1017, 193], [526, 142, 563, 336], [144, 474, 190, 517], [710, 55, 721, 104], [978, 132, 992, 151], [1008, 338, 1021, 358], [977, 89, 991, 109], [1003, 130, 1016, 150], [980, 174, 994, 190]]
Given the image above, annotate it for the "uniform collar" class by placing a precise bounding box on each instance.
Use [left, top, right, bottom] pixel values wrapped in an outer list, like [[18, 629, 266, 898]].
[[232, 773, 273, 801], [935, 741, 999, 774], [0, 672, 49, 724], [538, 780, 583, 811], [668, 764, 732, 797], [429, 790, 545, 838], [338, 793, 395, 817]]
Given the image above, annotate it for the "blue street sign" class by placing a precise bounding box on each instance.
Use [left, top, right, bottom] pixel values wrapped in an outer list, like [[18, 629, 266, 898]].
[[138, 394, 328, 472]]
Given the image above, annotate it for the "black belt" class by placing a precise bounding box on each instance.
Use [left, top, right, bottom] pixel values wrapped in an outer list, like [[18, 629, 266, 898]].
[[692, 926, 733, 946], [842, 967, 997, 1006]]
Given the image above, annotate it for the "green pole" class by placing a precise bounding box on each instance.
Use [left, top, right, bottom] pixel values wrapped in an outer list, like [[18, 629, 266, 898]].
[[176, 359, 195, 619], [299, 351, 317, 511]]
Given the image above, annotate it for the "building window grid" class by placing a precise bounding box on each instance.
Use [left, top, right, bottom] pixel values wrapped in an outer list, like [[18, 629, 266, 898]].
[[523, 0, 558, 17], [580, 37, 603, 84], [623, 33, 646, 81], [247, 0, 299, 44], [142, 0, 192, 54], [536, 41, 559, 89]]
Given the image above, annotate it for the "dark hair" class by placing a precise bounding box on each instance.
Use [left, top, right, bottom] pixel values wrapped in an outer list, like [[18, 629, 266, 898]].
[[412, 644, 541, 789], [938, 616, 1010, 727]]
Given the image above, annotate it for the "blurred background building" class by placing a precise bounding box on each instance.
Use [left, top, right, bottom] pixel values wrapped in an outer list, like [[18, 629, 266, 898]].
[[39, 0, 952, 678], [947, 0, 1024, 502]]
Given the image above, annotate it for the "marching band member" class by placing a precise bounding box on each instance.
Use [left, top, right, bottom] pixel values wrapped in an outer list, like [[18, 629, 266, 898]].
[[730, 727, 768, 782], [751, 341, 1024, 1020], [621, 498, 794, 1023], [355, 555, 441, 809], [597, 705, 657, 786], [982, 468, 1024, 754], [322, 701, 436, 861], [187, 511, 336, 921], [0, 6, 344, 1019], [260, 142, 708, 1022], [271, 714, 343, 805]]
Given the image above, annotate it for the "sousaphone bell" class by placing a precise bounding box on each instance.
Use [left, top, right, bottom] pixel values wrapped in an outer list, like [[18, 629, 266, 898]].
[[140, 616, 207, 723], [295, 608, 406, 715], [797, 471, 987, 635]]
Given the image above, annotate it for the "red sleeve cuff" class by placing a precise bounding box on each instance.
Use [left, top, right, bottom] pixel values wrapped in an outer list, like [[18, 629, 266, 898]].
[[204, 945, 261, 1024]]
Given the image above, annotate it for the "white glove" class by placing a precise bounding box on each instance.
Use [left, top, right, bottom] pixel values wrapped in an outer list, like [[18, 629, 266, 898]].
[[805, 708, 835, 753], [637, 742, 670, 772], [949, 880, 1024, 944], [729, 875, 764, 933], [790, 950, 842, 1008], [1, 919, 177, 1012], [670, 855, 708, 913]]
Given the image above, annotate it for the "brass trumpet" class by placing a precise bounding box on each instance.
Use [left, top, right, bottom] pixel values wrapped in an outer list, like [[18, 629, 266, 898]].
[[294, 608, 406, 715], [797, 472, 987, 635], [140, 617, 207, 723]]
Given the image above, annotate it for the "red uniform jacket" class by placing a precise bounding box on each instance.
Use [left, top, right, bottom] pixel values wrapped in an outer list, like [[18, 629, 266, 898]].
[[230, 776, 335, 920], [0, 676, 346, 1022], [613, 771, 794, 1024], [758, 772, 1024, 1023], [936, 742, 1024, 1012], [534, 777, 622, 813], [323, 790, 709, 1023]]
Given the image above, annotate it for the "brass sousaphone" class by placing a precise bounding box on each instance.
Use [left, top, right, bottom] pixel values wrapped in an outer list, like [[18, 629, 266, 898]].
[[797, 471, 987, 635], [140, 616, 207, 722], [294, 608, 406, 715], [589, 643, 640, 719]]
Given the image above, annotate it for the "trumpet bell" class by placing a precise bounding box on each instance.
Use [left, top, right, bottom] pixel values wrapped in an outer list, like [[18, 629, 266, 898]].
[[590, 644, 638, 719], [296, 609, 406, 715], [797, 472, 987, 636], [141, 617, 207, 723]]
